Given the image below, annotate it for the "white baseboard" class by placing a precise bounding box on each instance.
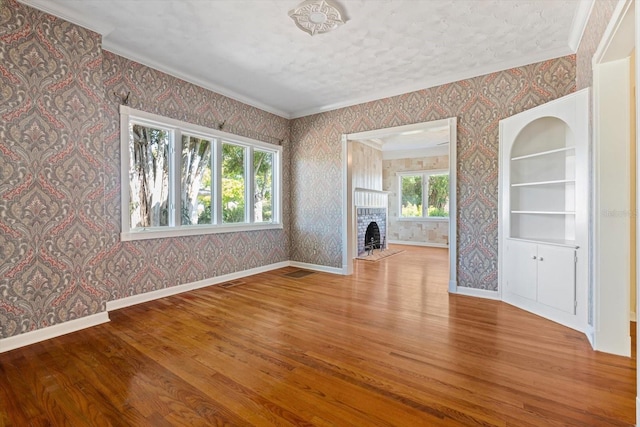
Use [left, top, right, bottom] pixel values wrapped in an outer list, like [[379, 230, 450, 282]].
[[585, 324, 595, 349], [452, 286, 500, 300], [107, 261, 290, 311], [448, 280, 457, 293], [289, 261, 345, 275], [388, 240, 448, 249], [0, 312, 110, 354]]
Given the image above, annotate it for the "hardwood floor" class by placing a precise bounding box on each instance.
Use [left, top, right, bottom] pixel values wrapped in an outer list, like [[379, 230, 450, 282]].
[[0, 245, 635, 426]]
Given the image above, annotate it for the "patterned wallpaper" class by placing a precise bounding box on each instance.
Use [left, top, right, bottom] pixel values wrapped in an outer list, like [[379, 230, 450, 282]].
[[291, 57, 577, 289], [0, 0, 289, 339], [0, 0, 617, 339], [0, 0, 105, 337], [100, 53, 290, 301], [383, 155, 449, 246]]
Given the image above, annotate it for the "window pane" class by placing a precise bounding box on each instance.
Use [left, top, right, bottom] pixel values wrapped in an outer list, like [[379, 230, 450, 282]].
[[427, 174, 449, 217], [401, 175, 422, 217], [181, 135, 212, 225], [254, 151, 273, 222], [222, 143, 245, 223], [129, 124, 170, 228]]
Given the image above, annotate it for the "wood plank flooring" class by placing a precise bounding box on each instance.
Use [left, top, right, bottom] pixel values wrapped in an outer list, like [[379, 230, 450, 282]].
[[0, 245, 636, 426]]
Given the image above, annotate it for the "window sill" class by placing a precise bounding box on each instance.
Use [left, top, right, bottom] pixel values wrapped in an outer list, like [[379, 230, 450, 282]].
[[121, 222, 283, 241], [398, 217, 449, 222]]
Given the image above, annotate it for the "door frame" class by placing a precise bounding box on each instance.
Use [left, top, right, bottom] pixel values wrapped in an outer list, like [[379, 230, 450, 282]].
[[591, 0, 634, 356], [340, 117, 457, 292]]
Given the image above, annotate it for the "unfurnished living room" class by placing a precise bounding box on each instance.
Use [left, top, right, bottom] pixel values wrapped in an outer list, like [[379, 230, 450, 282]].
[[0, 0, 638, 425]]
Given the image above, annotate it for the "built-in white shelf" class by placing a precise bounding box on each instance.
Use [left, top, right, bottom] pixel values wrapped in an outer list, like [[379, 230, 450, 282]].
[[500, 89, 589, 332], [511, 210, 575, 215], [511, 146, 575, 161], [507, 236, 579, 249], [511, 179, 575, 187]]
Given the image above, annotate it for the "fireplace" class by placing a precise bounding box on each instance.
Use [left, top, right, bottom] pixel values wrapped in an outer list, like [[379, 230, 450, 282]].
[[356, 207, 386, 256], [364, 222, 381, 251]]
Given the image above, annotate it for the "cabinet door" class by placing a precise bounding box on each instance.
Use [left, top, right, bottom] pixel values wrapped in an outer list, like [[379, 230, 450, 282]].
[[504, 239, 537, 301], [536, 245, 576, 314]]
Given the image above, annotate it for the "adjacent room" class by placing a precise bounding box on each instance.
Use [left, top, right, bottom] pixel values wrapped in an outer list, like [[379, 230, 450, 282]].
[[1, 0, 637, 425]]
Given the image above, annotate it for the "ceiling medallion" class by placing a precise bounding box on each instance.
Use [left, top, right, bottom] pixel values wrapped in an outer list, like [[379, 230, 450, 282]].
[[288, 0, 347, 36]]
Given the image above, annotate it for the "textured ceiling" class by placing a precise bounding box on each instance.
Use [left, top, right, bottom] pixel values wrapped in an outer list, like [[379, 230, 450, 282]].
[[19, 0, 591, 118]]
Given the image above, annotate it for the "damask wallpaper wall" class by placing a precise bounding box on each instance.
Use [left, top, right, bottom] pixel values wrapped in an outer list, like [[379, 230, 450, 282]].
[[0, 0, 616, 340], [0, 0, 289, 339], [290, 57, 577, 289], [100, 53, 290, 302], [0, 2, 106, 338]]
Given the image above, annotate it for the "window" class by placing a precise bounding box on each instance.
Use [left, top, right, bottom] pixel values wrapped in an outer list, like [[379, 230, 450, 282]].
[[254, 150, 273, 223], [399, 170, 449, 219], [129, 123, 171, 228], [221, 142, 245, 223], [120, 106, 282, 241], [181, 134, 213, 225]]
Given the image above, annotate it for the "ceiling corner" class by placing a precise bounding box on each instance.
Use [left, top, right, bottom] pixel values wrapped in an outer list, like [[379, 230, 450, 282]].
[[18, 0, 114, 35], [568, 0, 596, 52]]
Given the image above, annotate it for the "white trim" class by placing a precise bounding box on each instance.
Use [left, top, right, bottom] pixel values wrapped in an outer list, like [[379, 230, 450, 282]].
[[17, 0, 577, 120], [382, 146, 449, 161], [452, 287, 501, 300], [347, 120, 452, 141], [103, 44, 289, 119], [291, 47, 573, 119], [592, 0, 634, 359], [121, 106, 281, 150], [121, 223, 283, 241], [397, 217, 449, 223], [448, 118, 458, 292], [288, 261, 346, 275], [17, 0, 289, 118], [631, 311, 637, 321], [592, 0, 634, 64], [388, 240, 448, 249], [396, 169, 448, 176], [341, 135, 353, 275], [107, 261, 290, 311], [17, 0, 115, 34], [568, 0, 596, 52], [0, 312, 110, 354], [120, 106, 283, 241]]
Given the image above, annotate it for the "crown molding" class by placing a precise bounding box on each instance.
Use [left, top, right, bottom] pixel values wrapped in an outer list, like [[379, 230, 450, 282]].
[[17, 0, 579, 121], [568, 0, 596, 52], [18, 0, 114, 34], [290, 46, 574, 118], [17, 0, 291, 119], [102, 42, 291, 119]]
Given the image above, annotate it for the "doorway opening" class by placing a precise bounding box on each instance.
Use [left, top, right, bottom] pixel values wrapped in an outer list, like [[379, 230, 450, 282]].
[[341, 118, 457, 292]]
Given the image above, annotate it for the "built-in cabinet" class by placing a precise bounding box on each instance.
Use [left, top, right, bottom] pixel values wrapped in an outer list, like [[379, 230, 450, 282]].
[[499, 89, 588, 332]]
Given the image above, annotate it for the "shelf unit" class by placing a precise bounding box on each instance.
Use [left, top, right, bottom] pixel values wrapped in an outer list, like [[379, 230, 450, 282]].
[[499, 88, 589, 333]]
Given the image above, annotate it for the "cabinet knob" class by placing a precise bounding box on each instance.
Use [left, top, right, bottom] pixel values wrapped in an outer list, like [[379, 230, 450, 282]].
[[539, 257, 544, 261], [532, 255, 537, 260]]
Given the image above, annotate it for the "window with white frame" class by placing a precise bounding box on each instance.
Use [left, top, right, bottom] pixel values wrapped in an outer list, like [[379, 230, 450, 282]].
[[120, 106, 282, 241], [399, 170, 449, 219]]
